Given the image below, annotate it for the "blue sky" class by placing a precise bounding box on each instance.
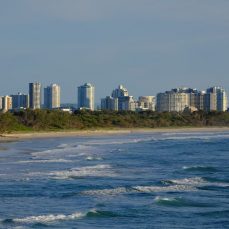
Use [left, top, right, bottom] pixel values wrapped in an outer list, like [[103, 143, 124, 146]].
[[0, 0, 229, 103]]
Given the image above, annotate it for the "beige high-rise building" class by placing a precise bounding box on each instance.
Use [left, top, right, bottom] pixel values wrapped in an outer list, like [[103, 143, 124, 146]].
[[1, 96, 12, 112], [29, 82, 41, 109], [157, 89, 189, 112], [78, 83, 95, 111], [44, 84, 61, 109]]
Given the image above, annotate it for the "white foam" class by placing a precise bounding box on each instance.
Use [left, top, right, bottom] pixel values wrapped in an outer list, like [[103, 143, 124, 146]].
[[160, 134, 229, 141], [15, 159, 71, 164], [133, 184, 196, 193], [12, 212, 85, 224], [83, 187, 127, 196], [49, 164, 116, 179], [86, 156, 102, 161], [168, 177, 206, 186], [32, 144, 94, 157], [155, 196, 175, 202], [82, 184, 195, 196], [167, 177, 229, 188]]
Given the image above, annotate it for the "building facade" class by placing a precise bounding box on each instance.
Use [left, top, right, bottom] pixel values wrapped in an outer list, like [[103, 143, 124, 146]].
[[29, 82, 41, 109], [44, 84, 61, 109], [11, 93, 29, 109], [157, 89, 189, 112], [101, 96, 118, 111], [111, 85, 129, 98], [138, 96, 156, 111], [78, 83, 95, 111], [1, 96, 12, 112], [204, 87, 227, 112]]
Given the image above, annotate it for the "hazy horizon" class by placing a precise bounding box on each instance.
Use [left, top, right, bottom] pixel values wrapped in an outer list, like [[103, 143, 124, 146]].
[[1, 0, 229, 103]]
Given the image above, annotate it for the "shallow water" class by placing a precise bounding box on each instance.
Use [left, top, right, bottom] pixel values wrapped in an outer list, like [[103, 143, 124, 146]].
[[0, 131, 229, 228]]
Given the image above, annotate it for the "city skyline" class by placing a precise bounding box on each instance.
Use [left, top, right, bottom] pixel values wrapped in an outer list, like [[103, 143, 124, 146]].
[[1, 82, 228, 105], [1, 1, 229, 102], [0, 82, 228, 113]]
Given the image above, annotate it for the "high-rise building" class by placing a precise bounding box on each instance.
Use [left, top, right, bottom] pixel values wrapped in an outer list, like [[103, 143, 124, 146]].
[[11, 93, 29, 109], [111, 85, 128, 98], [111, 85, 137, 111], [1, 96, 12, 112], [78, 83, 95, 110], [156, 89, 189, 112], [29, 82, 41, 109], [204, 87, 227, 112], [138, 96, 156, 111], [44, 84, 61, 109], [101, 96, 118, 111], [0, 96, 2, 110]]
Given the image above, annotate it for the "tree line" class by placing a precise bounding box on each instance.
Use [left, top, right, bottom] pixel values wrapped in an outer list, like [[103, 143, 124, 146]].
[[0, 109, 229, 134]]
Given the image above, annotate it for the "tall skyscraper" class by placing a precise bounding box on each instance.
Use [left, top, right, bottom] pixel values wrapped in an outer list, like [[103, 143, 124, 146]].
[[11, 93, 29, 109], [78, 83, 95, 111], [29, 82, 41, 109], [44, 84, 61, 109]]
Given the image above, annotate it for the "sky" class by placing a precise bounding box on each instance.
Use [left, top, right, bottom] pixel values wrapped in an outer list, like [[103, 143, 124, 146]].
[[0, 0, 229, 103]]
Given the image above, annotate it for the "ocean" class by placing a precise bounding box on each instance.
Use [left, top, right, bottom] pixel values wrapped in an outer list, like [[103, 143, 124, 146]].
[[0, 131, 229, 229]]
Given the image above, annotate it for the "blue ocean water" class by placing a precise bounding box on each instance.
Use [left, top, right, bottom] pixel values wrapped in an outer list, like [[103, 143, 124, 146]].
[[0, 131, 229, 229]]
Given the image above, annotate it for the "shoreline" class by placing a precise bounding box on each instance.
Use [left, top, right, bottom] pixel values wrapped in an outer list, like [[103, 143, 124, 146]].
[[1, 127, 229, 142]]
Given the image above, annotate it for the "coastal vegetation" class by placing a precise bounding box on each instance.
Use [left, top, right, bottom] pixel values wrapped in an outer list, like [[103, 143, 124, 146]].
[[0, 109, 229, 134]]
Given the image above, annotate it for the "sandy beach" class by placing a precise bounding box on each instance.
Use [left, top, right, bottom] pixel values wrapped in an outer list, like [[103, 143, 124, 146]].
[[1, 127, 229, 142]]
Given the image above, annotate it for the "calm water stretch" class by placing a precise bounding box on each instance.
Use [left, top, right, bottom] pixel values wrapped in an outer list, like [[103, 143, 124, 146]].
[[0, 131, 229, 229]]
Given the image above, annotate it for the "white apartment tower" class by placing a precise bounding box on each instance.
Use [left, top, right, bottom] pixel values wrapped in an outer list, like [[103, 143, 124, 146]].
[[44, 84, 61, 109], [78, 83, 95, 111], [29, 82, 41, 109]]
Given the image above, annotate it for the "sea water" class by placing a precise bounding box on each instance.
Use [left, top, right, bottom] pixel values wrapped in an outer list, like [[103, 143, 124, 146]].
[[0, 131, 229, 228]]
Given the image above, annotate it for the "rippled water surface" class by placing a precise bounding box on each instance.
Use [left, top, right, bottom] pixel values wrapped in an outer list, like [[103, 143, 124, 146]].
[[0, 131, 229, 228]]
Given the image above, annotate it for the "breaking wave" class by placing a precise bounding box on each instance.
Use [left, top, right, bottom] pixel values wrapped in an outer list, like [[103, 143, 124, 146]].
[[82, 184, 196, 196], [49, 164, 116, 179], [182, 165, 218, 172], [154, 196, 213, 207], [1, 209, 119, 225], [163, 177, 229, 188], [15, 159, 71, 164]]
